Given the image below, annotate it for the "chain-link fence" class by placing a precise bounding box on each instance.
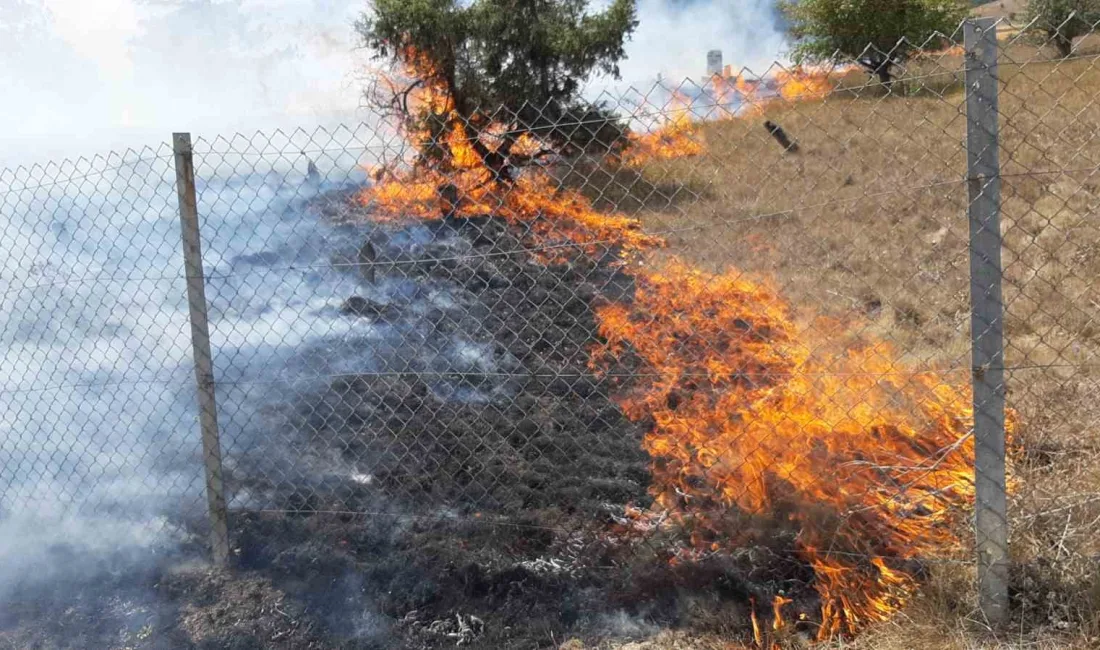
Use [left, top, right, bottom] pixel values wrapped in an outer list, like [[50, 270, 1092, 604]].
[[2, 15, 1099, 649]]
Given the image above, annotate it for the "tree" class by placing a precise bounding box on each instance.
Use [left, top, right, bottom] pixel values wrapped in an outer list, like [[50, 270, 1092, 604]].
[[1026, 0, 1100, 57], [357, 0, 637, 180], [780, 0, 968, 85]]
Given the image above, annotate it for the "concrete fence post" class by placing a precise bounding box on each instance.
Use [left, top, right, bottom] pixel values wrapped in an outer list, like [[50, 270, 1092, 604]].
[[964, 18, 1009, 626]]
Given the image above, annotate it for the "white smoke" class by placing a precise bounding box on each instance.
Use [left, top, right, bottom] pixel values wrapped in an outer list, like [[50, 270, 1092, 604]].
[[0, 0, 371, 165], [597, 0, 787, 94], [1, 0, 785, 165]]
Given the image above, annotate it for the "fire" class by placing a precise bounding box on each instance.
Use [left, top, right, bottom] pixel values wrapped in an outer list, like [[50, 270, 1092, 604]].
[[358, 46, 660, 262], [362, 42, 1003, 644], [775, 67, 834, 103], [732, 72, 766, 117], [621, 66, 835, 167], [362, 150, 660, 262], [750, 598, 763, 647], [590, 259, 1007, 638], [750, 596, 794, 648], [623, 89, 705, 166], [772, 596, 792, 631], [708, 74, 737, 112]]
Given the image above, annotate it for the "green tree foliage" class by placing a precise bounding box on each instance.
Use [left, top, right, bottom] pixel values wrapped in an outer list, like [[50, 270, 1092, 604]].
[[781, 0, 968, 84], [1026, 0, 1100, 57], [357, 0, 637, 176]]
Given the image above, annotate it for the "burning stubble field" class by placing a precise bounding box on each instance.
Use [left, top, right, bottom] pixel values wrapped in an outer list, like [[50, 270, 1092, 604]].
[[594, 41, 1100, 649], [4, 32, 1100, 650]]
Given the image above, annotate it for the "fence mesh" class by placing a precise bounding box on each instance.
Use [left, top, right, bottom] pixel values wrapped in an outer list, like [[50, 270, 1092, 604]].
[[994, 20, 1100, 629], [0, 145, 208, 542], [2, 16, 1099, 649]]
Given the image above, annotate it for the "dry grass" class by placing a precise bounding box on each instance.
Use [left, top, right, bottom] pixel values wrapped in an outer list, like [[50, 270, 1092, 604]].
[[564, 36, 1100, 650]]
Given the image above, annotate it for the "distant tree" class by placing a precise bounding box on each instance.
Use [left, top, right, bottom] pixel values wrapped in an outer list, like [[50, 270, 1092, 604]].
[[356, 0, 638, 179], [780, 0, 969, 84], [1025, 0, 1100, 57]]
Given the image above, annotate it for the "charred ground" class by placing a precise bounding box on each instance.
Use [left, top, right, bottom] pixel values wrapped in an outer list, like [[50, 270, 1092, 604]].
[[0, 189, 820, 649]]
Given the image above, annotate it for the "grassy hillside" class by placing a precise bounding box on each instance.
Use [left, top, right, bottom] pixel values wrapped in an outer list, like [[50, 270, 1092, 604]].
[[569, 35, 1100, 650]]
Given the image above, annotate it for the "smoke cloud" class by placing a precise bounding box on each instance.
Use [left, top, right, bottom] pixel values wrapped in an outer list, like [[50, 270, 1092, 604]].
[[606, 0, 787, 93], [0, 0, 370, 165], [1, 0, 785, 164]]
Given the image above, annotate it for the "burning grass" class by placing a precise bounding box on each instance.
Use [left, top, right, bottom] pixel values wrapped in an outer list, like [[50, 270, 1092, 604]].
[[583, 37, 1100, 649], [220, 30, 1100, 650], [9, 19, 1100, 650], [348, 43, 1024, 648], [329, 31, 1098, 648], [363, 167, 661, 263], [590, 258, 989, 640], [620, 66, 839, 167], [359, 46, 661, 263]]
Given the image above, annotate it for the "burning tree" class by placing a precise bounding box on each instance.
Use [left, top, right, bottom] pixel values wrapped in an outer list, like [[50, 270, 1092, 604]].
[[356, 0, 638, 182], [349, 1, 1007, 641], [780, 0, 968, 84]]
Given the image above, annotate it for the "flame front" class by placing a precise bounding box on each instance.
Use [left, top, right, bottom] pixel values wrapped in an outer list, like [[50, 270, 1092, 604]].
[[361, 44, 1004, 642], [624, 89, 705, 166], [622, 66, 836, 167], [775, 67, 834, 103], [590, 259, 998, 638]]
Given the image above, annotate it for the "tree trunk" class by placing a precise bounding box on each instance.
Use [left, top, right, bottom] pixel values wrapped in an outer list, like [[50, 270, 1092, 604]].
[[1054, 33, 1074, 58], [876, 64, 894, 86], [464, 118, 516, 184]]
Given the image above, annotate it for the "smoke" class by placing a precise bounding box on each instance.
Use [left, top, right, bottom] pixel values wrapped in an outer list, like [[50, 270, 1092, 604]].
[[598, 0, 787, 94], [0, 0, 371, 165], [0, 0, 786, 165]]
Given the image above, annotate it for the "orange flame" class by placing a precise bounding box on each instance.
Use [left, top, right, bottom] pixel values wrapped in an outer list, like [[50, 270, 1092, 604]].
[[750, 597, 764, 647], [590, 259, 1010, 638], [359, 46, 660, 262], [733, 72, 765, 117], [624, 89, 705, 166], [621, 66, 836, 167], [361, 156, 660, 263], [772, 595, 792, 631], [362, 44, 1004, 643], [775, 67, 834, 103]]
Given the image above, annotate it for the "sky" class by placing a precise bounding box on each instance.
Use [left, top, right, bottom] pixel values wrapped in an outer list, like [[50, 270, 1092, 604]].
[[0, 0, 786, 164]]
